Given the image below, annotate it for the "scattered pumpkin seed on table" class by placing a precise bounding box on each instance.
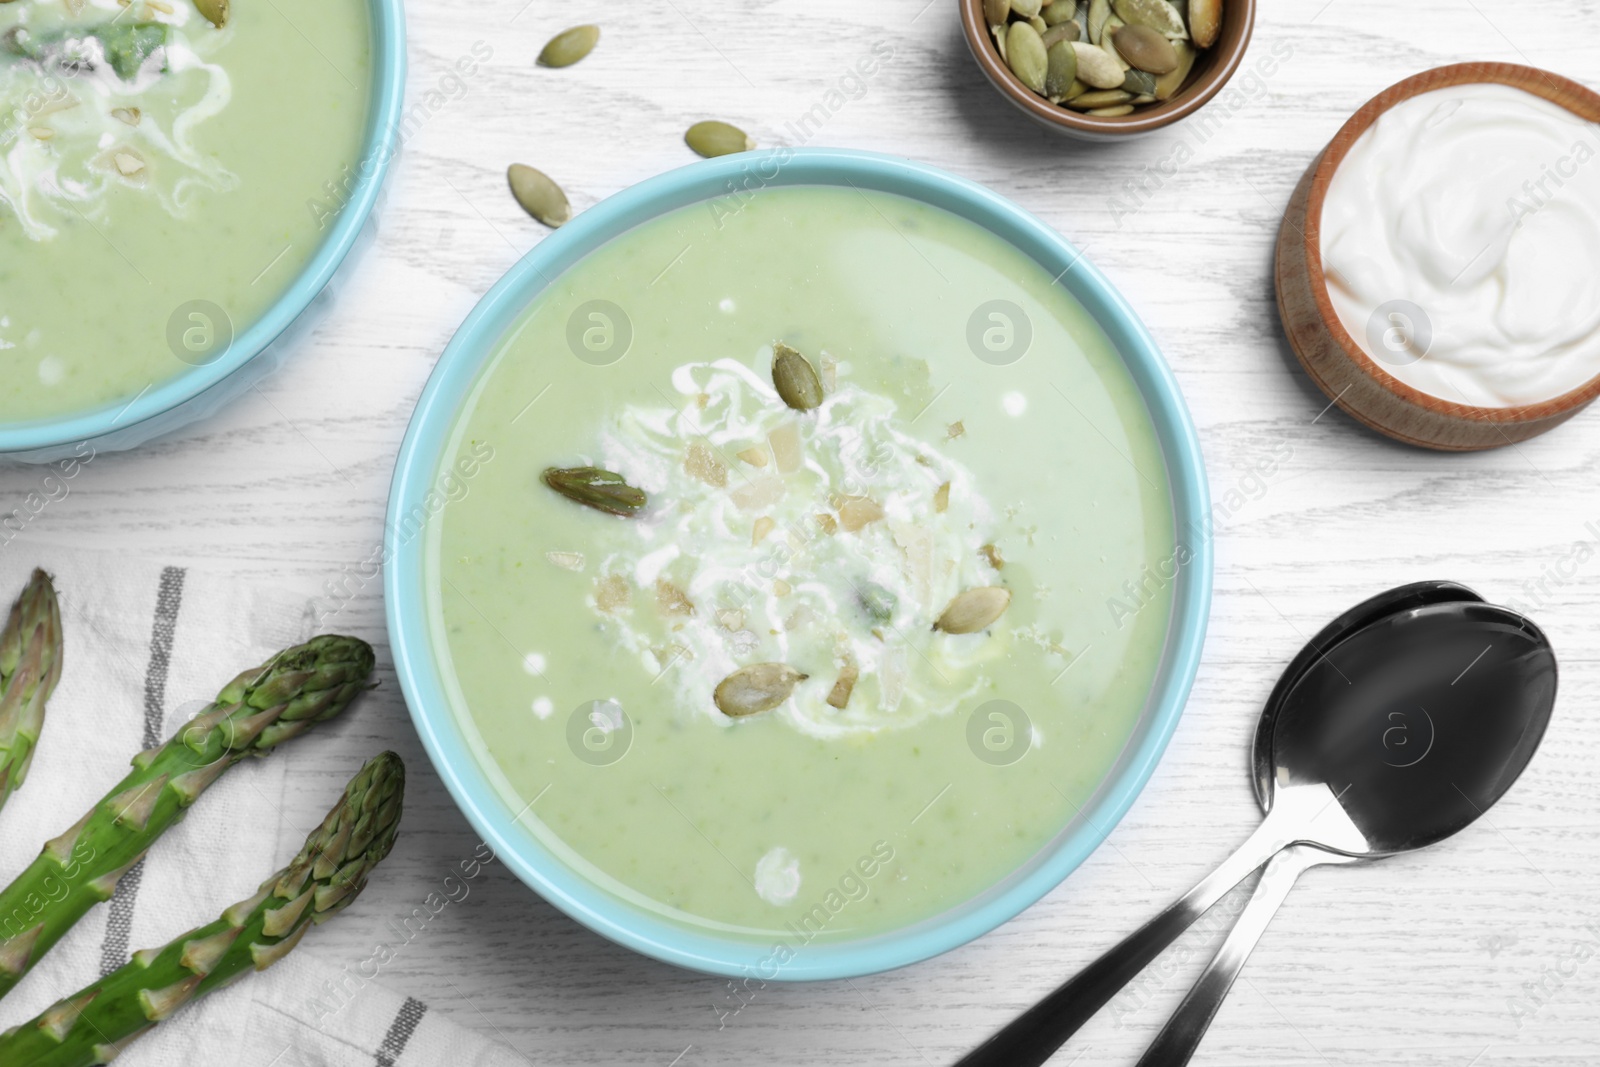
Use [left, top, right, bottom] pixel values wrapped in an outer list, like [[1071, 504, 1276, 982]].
[[983, 0, 1219, 116], [685, 120, 755, 158], [538, 24, 599, 67], [507, 164, 570, 227]]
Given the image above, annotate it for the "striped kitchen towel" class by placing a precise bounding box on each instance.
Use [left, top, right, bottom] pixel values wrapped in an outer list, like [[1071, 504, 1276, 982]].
[[0, 548, 530, 1066]]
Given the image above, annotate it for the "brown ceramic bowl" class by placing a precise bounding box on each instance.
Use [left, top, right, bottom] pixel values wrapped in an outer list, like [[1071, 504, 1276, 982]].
[[1276, 62, 1600, 451], [960, 0, 1258, 140]]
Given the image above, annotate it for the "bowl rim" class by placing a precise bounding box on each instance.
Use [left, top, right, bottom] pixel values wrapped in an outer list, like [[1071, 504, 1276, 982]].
[[0, 0, 407, 454], [1299, 61, 1600, 422], [958, 0, 1258, 137], [384, 147, 1213, 981]]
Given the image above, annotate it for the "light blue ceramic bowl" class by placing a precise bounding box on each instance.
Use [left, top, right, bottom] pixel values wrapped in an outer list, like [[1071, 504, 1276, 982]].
[[0, 1, 406, 463], [385, 148, 1212, 981]]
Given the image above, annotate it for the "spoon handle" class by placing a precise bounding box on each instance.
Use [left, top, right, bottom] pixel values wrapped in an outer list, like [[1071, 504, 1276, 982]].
[[1133, 845, 1355, 1067], [952, 820, 1291, 1067]]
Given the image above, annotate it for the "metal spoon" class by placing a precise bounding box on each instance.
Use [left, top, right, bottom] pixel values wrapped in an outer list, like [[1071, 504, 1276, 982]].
[[1133, 592, 1557, 1064], [956, 582, 1554, 1067], [1132, 591, 1555, 1067]]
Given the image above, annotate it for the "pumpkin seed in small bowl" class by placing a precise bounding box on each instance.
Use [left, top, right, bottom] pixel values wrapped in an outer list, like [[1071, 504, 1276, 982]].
[[961, 0, 1257, 139]]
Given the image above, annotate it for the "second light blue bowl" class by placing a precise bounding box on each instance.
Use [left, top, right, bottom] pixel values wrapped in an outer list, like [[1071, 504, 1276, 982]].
[[385, 148, 1212, 980], [0, 0, 406, 462]]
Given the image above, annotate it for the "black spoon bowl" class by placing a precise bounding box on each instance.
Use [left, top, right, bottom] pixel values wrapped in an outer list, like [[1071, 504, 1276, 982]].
[[1268, 597, 1556, 855], [1252, 580, 1485, 810]]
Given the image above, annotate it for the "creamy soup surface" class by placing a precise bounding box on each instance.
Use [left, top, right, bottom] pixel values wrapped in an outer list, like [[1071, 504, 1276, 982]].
[[427, 185, 1176, 943], [0, 0, 371, 421]]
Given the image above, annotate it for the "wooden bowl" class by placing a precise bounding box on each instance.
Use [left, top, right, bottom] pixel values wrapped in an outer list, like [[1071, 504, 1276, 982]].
[[1275, 63, 1600, 451], [959, 0, 1257, 140]]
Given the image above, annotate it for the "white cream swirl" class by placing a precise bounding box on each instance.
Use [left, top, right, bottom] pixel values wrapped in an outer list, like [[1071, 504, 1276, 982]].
[[575, 352, 1007, 739], [0, 0, 235, 240]]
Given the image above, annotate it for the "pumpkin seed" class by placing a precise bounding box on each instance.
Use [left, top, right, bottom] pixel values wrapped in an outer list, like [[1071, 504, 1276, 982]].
[[1102, 23, 1131, 71], [686, 119, 755, 158], [714, 663, 807, 717], [1044, 39, 1077, 97], [543, 466, 646, 516], [1113, 23, 1178, 73], [1041, 0, 1077, 24], [507, 164, 571, 228], [1041, 20, 1080, 46], [1005, 21, 1048, 94], [1189, 0, 1221, 48], [1153, 39, 1196, 99], [988, 0, 1213, 116], [1067, 88, 1133, 108], [193, 0, 227, 27], [537, 24, 599, 68], [1087, 0, 1111, 43], [772, 342, 823, 411], [1121, 69, 1157, 94], [1070, 41, 1124, 88], [1111, 0, 1187, 38], [935, 587, 1012, 634]]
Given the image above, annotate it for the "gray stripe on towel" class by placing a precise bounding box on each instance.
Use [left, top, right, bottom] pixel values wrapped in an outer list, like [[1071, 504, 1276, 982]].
[[376, 996, 429, 1066], [97, 565, 186, 977]]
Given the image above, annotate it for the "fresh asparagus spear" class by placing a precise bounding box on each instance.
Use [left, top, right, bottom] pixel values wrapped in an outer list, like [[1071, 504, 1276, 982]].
[[0, 751, 405, 1067], [0, 634, 375, 1000], [0, 569, 63, 817]]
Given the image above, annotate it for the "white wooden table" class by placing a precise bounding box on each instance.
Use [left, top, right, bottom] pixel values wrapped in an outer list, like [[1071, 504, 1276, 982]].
[[10, 0, 1600, 1062]]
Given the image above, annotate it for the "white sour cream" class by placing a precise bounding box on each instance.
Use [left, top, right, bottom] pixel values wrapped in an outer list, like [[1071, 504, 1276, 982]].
[[1321, 83, 1600, 407], [579, 352, 1001, 740]]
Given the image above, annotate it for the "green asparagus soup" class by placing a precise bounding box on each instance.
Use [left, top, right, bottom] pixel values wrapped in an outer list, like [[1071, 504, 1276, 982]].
[[426, 185, 1176, 942], [0, 0, 371, 421]]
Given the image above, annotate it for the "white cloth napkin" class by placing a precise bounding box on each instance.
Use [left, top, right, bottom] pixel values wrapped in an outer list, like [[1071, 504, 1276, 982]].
[[0, 547, 530, 1067]]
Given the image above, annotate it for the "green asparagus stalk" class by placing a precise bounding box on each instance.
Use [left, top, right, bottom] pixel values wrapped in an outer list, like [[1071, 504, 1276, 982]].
[[0, 634, 375, 1000], [0, 569, 63, 818], [0, 751, 404, 1067]]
